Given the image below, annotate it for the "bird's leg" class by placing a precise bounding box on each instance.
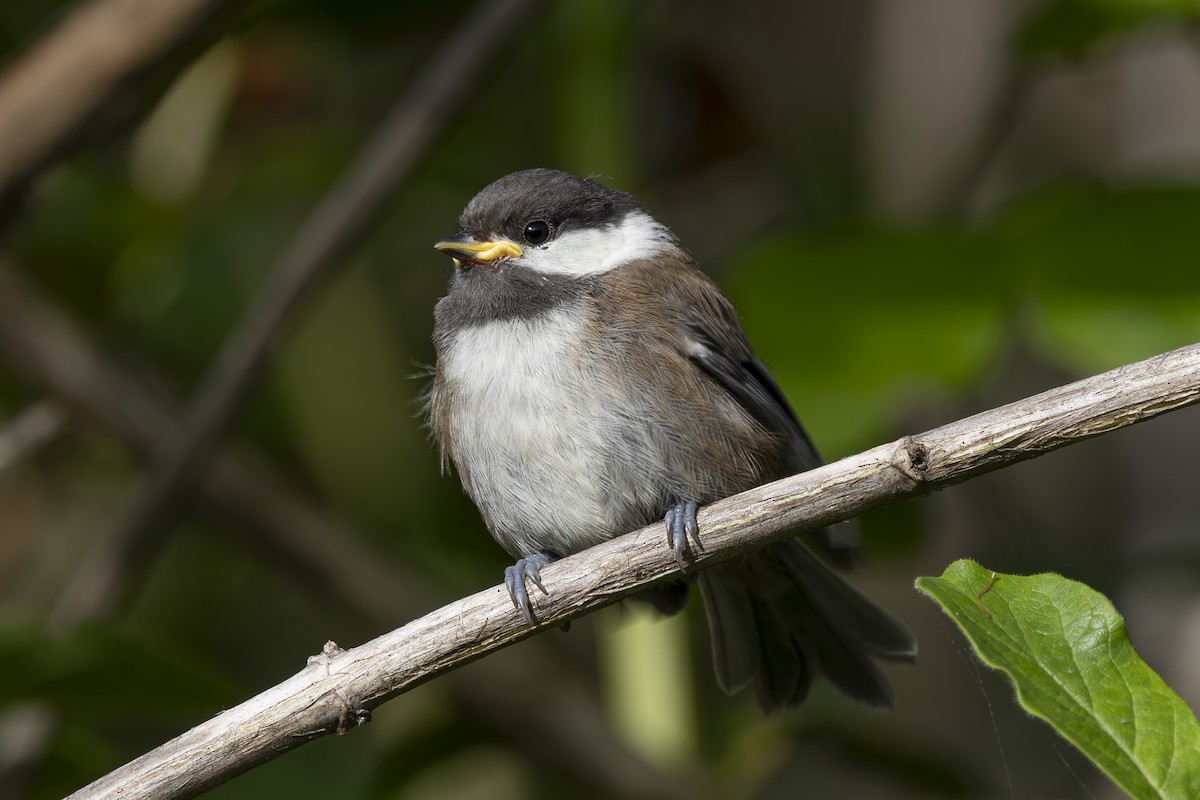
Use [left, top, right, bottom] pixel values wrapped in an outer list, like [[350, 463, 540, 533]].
[[504, 551, 558, 623], [664, 498, 702, 568]]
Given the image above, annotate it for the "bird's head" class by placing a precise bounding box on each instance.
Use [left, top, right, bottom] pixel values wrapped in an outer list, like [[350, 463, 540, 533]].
[[434, 169, 678, 277]]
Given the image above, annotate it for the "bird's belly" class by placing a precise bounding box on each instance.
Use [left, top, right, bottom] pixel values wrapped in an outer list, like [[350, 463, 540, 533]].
[[438, 308, 656, 558]]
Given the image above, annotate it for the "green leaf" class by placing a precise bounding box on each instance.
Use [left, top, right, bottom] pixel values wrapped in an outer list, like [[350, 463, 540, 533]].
[[916, 560, 1200, 800]]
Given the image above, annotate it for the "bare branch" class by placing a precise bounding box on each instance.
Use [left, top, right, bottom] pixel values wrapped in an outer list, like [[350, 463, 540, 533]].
[[112, 0, 543, 587], [0, 0, 226, 201], [66, 342, 1200, 800], [0, 263, 699, 800]]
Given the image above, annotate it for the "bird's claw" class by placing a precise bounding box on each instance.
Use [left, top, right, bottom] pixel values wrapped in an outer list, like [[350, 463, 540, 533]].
[[664, 498, 701, 568], [504, 552, 556, 623]]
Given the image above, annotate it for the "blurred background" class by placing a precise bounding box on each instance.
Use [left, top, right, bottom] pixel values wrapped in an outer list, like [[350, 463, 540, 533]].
[[1, 0, 1199, 797]]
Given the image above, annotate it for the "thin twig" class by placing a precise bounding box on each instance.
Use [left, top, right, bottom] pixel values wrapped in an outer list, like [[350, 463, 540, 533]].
[[0, 0, 226, 203], [66, 341, 1200, 800], [940, 66, 1036, 218], [0, 262, 697, 800], [0, 401, 66, 475]]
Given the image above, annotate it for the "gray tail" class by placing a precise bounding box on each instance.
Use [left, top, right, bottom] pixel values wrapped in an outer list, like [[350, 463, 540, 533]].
[[698, 540, 916, 711]]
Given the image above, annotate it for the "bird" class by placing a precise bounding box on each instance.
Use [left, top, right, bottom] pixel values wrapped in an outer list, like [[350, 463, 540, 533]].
[[428, 168, 916, 711]]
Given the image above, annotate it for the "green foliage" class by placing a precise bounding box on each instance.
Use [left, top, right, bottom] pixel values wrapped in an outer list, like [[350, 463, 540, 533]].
[[0, 619, 242, 795], [917, 561, 1200, 800], [1017, 0, 1199, 56], [730, 184, 1200, 454], [730, 224, 1005, 453], [0, 621, 239, 717]]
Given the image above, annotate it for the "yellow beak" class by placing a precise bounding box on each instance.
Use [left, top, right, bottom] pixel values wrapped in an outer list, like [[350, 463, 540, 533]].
[[434, 234, 523, 266]]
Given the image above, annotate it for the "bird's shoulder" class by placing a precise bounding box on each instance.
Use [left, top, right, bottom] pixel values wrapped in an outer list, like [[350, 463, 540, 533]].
[[592, 254, 747, 352]]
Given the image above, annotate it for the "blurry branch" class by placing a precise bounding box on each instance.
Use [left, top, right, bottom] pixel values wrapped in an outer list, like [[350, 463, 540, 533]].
[[0, 401, 66, 475], [0, 0, 226, 204], [0, 263, 701, 800], [111, 0, 543, 612], [941, 66, 1035, 217], [68, 343, 1200, 800]]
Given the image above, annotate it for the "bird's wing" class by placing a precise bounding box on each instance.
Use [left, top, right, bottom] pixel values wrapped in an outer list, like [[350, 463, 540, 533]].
[[668, 266, 821, 472], [685, 318, 823, 472], [671, 266, 861, 557]]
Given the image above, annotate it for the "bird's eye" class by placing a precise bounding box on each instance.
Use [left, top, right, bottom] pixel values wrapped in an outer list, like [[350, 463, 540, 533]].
[[523, 220, 551, 245]]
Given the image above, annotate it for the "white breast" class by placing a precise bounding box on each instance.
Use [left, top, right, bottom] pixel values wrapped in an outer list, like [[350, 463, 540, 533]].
[[439, 306, 637, 557]]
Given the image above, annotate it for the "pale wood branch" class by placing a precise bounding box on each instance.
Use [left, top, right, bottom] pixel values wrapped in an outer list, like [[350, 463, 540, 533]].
[[67, 342, 1200, 800]]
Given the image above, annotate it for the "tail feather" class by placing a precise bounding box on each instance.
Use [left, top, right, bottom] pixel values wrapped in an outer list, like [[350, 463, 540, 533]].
[[697, 573, 760, 694], [749, 605, 810, 708], [698, 539, 915, 712], [777, 541, 917, 660]]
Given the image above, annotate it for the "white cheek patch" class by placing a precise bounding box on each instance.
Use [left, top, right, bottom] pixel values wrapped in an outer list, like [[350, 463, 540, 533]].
[[517, 210, 675, 277]]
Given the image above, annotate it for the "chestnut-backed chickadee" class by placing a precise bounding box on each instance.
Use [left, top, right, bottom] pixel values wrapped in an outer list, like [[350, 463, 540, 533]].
[[429, 169, 915, 710]]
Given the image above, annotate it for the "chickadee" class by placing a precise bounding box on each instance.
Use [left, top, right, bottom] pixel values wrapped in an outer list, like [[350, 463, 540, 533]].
[[429, 169, 915, 710]]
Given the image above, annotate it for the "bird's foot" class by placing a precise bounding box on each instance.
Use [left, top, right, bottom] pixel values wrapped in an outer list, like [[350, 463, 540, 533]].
[[504, 552, 557, 623], [664, 498, 702, 568]]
